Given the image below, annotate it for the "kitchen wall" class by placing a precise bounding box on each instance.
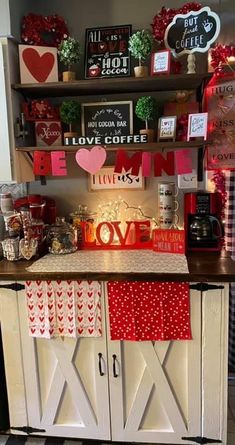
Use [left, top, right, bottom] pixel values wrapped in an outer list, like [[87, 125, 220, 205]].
[[2, 0, 234, 219]]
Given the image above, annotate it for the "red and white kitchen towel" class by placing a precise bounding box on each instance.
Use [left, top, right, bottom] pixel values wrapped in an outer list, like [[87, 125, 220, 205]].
[[107, 281, 192, 341], [25, 280, 102, 338]]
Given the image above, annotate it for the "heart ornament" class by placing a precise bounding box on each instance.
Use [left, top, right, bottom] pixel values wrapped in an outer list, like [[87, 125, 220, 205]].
[[75, 146, 107, 174]]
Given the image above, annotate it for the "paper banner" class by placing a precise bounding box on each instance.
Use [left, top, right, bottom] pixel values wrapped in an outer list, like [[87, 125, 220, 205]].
[[75, 145, 107, 174], [154, 151, 175, 177], [51, 151, 67, 176], [114, 150, 142, 176], [175, 149, 192, 174], [33, 151, 51, 176]]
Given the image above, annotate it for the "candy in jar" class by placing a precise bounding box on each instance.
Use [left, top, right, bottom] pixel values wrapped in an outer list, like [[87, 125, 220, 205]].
[[46, 217, 77, 255]]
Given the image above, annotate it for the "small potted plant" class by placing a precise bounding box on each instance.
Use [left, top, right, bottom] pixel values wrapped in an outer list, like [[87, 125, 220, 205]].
[[128, 30, 153, 78], [60, 100, 81, 141], [58, 36, 80, 82], [135, 96, 157, 142]]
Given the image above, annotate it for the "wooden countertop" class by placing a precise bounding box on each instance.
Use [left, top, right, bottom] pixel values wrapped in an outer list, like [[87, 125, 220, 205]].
[[0, 250, 234, 282]]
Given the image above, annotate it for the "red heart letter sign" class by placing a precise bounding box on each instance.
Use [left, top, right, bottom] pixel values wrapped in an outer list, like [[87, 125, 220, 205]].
[[75, 146, 107, 174], [36, 122, 61, 145], [22, 48, 55, 82]]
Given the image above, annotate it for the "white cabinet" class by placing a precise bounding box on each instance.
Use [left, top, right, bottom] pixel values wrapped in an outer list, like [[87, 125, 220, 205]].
[[0, 281, 229, 444], [0, 38, 34, 183]]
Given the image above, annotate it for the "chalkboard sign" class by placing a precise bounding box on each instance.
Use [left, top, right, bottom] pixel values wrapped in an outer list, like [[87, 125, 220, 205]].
[[84, 25, 132, 79], [164, 6, 220, 57], [81, 101, 133, 143]]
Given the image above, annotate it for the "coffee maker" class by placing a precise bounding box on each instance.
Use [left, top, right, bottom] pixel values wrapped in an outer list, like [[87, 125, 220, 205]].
[[184, 191, 223, 252]]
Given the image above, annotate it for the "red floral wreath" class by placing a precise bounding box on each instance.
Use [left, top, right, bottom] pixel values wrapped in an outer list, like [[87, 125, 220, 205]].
[[151, 3, 202, 45], [21, 13, 69, 47]]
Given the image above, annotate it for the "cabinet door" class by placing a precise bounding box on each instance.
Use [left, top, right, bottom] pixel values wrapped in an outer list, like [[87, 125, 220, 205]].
[[17, 283, 110, 440], [106, 285, 201, 444]]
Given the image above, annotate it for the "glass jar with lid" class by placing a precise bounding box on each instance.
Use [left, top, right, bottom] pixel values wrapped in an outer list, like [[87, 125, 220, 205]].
[[46, 217, 77, 254]]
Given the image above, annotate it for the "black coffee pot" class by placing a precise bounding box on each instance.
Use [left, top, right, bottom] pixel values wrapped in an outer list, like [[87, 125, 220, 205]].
[[189, 215, 222, 241]]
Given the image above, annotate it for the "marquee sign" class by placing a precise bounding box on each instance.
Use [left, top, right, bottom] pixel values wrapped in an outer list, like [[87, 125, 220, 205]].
[[164, 6, 220, 57]]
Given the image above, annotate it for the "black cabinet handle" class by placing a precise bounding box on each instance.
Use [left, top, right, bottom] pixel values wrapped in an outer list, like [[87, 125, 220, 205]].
[[98, 352, 104, 376], [112, 354, 119, 378]]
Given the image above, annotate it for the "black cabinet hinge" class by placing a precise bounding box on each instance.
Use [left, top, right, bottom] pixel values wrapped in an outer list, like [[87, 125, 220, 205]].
[[11, 425, 46, 434], [182, 436, 222, 444], [0, 283, 25, 292], [189, 283, 224, 292]]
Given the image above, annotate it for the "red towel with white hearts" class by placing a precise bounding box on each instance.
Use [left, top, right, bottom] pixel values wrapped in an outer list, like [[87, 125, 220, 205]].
[[107, 281, 192, 341], [25, 280, 102, 338]]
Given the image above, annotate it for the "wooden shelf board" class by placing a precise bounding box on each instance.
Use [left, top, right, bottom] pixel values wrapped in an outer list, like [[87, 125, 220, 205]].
[[16, 140, 211, 153], [12, 73, 212, 98]]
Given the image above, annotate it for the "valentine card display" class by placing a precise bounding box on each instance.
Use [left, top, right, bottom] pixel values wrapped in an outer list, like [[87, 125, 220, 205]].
[[164, 6, 220, 57], [89, 166, 144, 191], [158, 116, 177, 141], [152, 229, 185, 254], [206, 78, 235, 170], [35, 121, 62, 146], [19, 44, 58, 83], [81, 101, 133, 143], [107, 281, 191, 341], [25, 280, 102, 338], [84, 25, 131, 79]]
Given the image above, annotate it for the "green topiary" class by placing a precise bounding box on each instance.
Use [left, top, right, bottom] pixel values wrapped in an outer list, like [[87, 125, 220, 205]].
[[128, 30, 153, 66], [60, 100, 81, 132], [135, 96, 157, 129], [58, 37, 80, 71]]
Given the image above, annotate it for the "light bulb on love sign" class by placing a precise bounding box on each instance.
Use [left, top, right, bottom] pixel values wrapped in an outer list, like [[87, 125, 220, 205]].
[[75, 145, 107, 174]]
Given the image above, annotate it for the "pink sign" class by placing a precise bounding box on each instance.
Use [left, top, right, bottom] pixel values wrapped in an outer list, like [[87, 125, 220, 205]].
[[152, 229, 185, 254]]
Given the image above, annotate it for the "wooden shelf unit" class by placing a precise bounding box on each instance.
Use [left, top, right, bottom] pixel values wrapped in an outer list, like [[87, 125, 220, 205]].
[[16, 140, 210, 153], [12, 73, 213, 98]]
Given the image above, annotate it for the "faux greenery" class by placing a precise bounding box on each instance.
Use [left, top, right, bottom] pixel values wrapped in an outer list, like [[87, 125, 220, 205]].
[[58, 37, 80, 70], [60, 100, 81, 132], [128, 30, 153, 66], [135, 96, 157, 129]]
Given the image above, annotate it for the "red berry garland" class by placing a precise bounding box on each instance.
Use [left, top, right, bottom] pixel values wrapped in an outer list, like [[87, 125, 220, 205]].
[[151, 3, 202, 45], [210, 44, 235, 74], [21, 13, 69, 47]]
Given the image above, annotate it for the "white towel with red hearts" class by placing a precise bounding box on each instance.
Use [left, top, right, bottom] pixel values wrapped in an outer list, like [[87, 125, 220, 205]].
[[25, 280, 102, 338]]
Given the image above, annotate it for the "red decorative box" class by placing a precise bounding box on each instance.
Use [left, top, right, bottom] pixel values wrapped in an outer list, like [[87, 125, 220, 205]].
[[35, 120, 62, 146]]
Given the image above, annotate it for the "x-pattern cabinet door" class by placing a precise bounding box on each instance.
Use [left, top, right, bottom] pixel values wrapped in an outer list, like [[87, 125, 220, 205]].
[[106, 285, 202, 444], [16, 284, 110, 440]]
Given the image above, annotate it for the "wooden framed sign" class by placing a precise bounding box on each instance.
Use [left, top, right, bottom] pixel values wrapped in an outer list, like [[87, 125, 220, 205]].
[[187, 113, 208, 141], [151, 50, 171, 75], [164, 6, 221, 57], [81, 101, 133, 143], [158, 116, 176, 141], [89, 166, 144, 191], [84, 25, 132, 79]]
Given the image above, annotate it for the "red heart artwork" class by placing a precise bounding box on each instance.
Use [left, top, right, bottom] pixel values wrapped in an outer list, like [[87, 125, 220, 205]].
[[22, 48, 55, 82], [75, 146, 107, 174], [36, 122, 61, 145]]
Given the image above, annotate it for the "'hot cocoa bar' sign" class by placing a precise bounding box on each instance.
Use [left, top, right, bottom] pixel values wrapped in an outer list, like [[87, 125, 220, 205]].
[[85, 25, 131, 79], [164, 6, 220, 56]]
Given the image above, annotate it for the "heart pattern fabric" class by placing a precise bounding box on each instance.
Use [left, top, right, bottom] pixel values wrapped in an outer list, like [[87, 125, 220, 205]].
[[22, 48, 55, 82], [25, 280, 102, 338]]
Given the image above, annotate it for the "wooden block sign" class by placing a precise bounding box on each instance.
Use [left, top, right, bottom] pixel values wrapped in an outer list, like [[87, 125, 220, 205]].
[[35, 121, 62, 146], [158, 116, 176, 141], [89, 166, 144, 191], [19, 44, 58, 84], [81, 101, 133, 143], [187, 113, 208, 140], [152, 229, 185, 254], [84, 25, 132, 79]]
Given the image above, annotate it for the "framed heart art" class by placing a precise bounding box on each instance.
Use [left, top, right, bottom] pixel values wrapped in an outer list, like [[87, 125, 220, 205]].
[[19, 44, 58, 83]]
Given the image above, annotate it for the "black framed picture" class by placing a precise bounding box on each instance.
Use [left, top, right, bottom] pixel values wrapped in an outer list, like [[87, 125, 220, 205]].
[[84, 25, 132, 79], [81, 101, 133, 143]]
